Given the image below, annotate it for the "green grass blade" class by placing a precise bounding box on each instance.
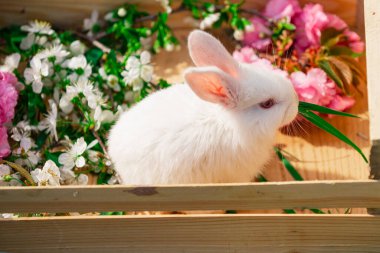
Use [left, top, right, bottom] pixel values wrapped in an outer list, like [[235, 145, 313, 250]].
[[298, 101, 359, 118], [299, 110, 368, 163], [274, 147, 303, 181]]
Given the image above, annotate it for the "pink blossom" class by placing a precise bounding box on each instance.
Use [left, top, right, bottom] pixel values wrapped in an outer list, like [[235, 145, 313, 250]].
[[325, 14, 364, 53], [290, 68, 335, 105], [290, 68, 355, 111], [233, 47, 288, 78], [294, 5, 364, 53], [243, 17, 272, 51], [328, 95, 355, 112], [0, 72, 19, 125], [293, 4, 329, 51], [232, 47, 259, 63], [326, 14, 347, 30], [342, 30, 364, 53], [0, 127, 10, 159], [263, 0, 301, 21]]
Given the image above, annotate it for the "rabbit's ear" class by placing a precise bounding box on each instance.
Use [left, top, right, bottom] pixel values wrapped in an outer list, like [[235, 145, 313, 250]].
[[184, 66, 238, 107], [188, 30, 239, 76]]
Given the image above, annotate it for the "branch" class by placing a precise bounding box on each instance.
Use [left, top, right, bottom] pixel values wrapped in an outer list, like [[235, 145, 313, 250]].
[[92, 129, 109, 157], [73, 3, 268, 52]]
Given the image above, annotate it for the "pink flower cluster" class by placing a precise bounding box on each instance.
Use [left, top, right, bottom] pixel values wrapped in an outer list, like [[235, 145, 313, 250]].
[[238, 0, 363, 112], [0, 71, 19, 158], [233, 47, 288, 79], [293, 4, 364, 53], [290, 68, 355, 111]]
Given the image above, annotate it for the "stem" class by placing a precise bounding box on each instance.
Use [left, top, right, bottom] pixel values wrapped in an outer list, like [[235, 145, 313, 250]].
[[0, 160, 35, 186], [79, 2, 266, 45], [239, 7, 270, 22], [73, 31, 111, 53], [92, 129, 109, 157]]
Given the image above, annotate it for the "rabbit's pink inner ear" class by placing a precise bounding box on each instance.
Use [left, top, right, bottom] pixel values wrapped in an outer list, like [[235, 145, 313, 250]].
[[188, 30, 239, 77], [184, 67, 237, 107]]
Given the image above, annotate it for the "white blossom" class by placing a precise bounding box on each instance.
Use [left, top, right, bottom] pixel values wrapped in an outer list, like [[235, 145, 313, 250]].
[[21, 20, 54, 35], [65, 55, 92, 82], [117, 7, 127, 17], [1, 213, 18, 219], [58, 137, 98, 170], [11, 128, 33, 152], [107, 175, 119, 185], [104, 12, 116, 22], [200, 13, 220, 30], [165, 43, 174, 52], [24, 56, 50, 93], [0, 164, 22, 186], [83, 10, 99, 37], [94, 106, 115, 130], [59, 93, 74, 114], [38, 100, 58, 141], [37, 44, 69, 63], [245, 24, 255, 32], [31, 160, 60, 186], [14, 150, 40, 168], [99, 68, 121, 91], [0, 53, 21, 72], [60, 169, 88, 185], [20, 33, 36, 50], [121, 51, 154, 91], [157, 0, 172, 13], [233, 29, 244, 41], [70, 40, 86, 56]]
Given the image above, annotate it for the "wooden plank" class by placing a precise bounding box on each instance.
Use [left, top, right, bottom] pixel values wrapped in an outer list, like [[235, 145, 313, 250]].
[[0, 180, 379, 213], [1, 214, 380, 252], [0, 0, 358, 29], [365, 0, 380, 142]]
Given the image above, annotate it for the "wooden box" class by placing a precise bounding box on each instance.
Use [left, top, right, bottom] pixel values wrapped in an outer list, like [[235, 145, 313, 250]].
[[1, 0, 380, 252]]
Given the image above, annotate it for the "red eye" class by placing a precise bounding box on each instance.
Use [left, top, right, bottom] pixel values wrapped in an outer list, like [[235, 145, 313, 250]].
[[259, 99, 275, 109]]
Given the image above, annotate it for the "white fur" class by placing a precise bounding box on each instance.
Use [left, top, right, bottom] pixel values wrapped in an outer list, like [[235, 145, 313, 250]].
[[108, 30, 299, 185]]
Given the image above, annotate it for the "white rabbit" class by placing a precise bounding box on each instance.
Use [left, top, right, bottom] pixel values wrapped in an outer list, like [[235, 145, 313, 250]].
[[108, 30, 299, 185]]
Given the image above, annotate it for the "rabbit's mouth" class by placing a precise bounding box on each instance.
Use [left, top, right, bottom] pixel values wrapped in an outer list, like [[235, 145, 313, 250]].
[[279, 114, 309, 136]]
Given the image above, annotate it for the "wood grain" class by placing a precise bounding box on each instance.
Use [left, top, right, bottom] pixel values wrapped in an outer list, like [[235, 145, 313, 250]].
[[1, 214, 380, 252], [364, 0, 380, 142], [0, 0, 359, 29], [0, 180, 379, 213]]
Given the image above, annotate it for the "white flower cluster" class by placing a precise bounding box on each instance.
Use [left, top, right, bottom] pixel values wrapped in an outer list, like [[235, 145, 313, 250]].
[[20, 20, 55, 50], [200, 13, 221, 30], [1, 12, 163, 188], [157, 0, 172, 14], [121, 51, 154, 91]]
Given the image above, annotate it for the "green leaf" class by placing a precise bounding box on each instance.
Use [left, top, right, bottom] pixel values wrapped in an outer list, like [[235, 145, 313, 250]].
[[274, 147, 303, 181], [299, 110, 368, 163], [257, 175, 268, 182], [310, 208, 326, 214], [100, 211, 125, 215], [85, 48, 103, 65], [321, 28, 344, 46], [329, 45, 357, 57], [97, 172, 112, 185], [282, 22, 296, 31], [298, 101, 359, 118], [44, 151, 61, 166], [318, 59, 344, 90]]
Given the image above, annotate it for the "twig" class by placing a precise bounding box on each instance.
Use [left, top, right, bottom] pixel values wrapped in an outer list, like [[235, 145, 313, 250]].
[[81, 3, 267, 44], [239, 8, 270, 22], [73, 31, 111, 53], [92, 129, 109, 157]]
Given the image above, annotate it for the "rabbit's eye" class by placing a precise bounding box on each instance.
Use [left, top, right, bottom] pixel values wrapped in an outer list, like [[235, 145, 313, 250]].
[[259, 99, 275, 109]]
